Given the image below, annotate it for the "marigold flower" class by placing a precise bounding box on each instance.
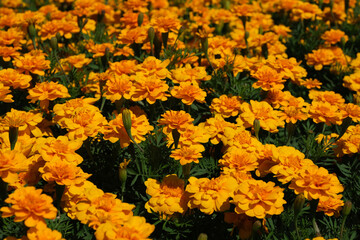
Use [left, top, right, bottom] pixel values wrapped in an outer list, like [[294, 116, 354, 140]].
[[291, 2, 322, 21], [27, 81, 70, 111], [343, 71, 360, 92], [171, 82, 206, 105], [278, 96, 310, 124], [0, 149, 30, 185], [222, 128, 262, 152], [170, 64, 211, 85], [34, 136, 83, 165], [27, 225, 65, 240], [309, 101, 344, 126], [300, 78, 322, 89], [103, 74, 135, 102], [0, 46, 20, 61], [158, 110, 194, 135], [64, 54, 92, 69], [86, 41, 115, 58], [210, 95, 242, 118], [256, 144, 278, 178], [104, 109, 153, 148], [39, 159, 91, 186], [231, 179, 286, 219], [334, 125, 360, 156], [131, 73, 169, 104], [252, 65, 285, 91], [238, 100, 285, 133], [321, 29, 348, 45], [224, 213, 253, 240], [342, 103, 360, 122], [0, 186, 57, 227], [151, 15, 181, 33], [170, 145, 203, 165], [145, 174, 188, 218], [186, 175, 238, 214], [0, 83, 13, 103], [55, 106, 107, 141], [317, 194, 344, 217], [0, 27, 24, 47], [306, 48, 335, 71], [2, 109, 43, 137], [198, 115, 237, 145], [95, 216, 155, 240], [289, 165, 344, 200], [309, 90, 345, 106], [118, 26, 148, 45], [219, 147, 258, 173], [0, 68, 32, 89], [136, 56, 171, 79], [269, 146, 315, 184], [109, 60, 137, 76], [13, 50, 50, 76]]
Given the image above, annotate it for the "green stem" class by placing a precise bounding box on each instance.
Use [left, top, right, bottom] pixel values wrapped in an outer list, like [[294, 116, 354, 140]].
[[295, 217, 300, 240], [340, 215, 347, 240]]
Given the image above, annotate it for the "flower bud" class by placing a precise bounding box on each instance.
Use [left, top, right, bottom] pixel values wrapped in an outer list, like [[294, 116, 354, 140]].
[[122, 109, 132, 138], [119, 167, 127, 185], [294, 194, 306, 217], [197, 233, 207, 240], [252, 220, 262, 232], [148, 27, 155, 44], [253, 119, 260, 140], [50, 37, 58, 50], [28, 24, 37, 39], [137, 12, 144, 27], [201, 37, 208, 54], [342, 201, 352, 217], [9, 126, 18, 150]]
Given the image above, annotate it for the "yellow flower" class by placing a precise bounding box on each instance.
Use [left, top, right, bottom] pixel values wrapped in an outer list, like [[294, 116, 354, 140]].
[[34, 136, 83, 165], [0, 82, 13, 103], [252, 65, 285, 91], [27, 81, 70, 111], [13, 50, 50, 76], [104, 109, 153, 148], [198, 115, 237, 145], [238, 100, 285, 133], [231, 179, 286, 219], [64, 54, 92, 68], [170, 82, 206, 105], [27, 225, 65, 240], [321, 29, 348, 45], [158, 110, 194, 135], [309, 101, 344, 126], [186, 175, 238, 214], [136, 56, 171, 79], [269, 146, 315, 184], [210, 95, 242, 118], [170, 64, 211, 85], [343, 71, 360, 92], [39, 159, 91, 186], [0, 186, 57, 227], [2, 108, 43, 137], [131, 73, 169, 104], [289, 165, 344, 200], [219, 147, 258, 173], [0, 149, 30, 185], [103, 74, 135, 102], [170, 145, 203, 165], [109, 60, 137, 76], [145, 174, 188, 218], [306, 48, 335, 71], [317, 194, 344, 217], [0, 68, 32, 89]]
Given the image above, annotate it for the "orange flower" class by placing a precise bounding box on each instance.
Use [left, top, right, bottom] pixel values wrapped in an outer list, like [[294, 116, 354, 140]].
[[0, 68, 32, 89], [86, 41, 115, 58], [238, 100, 285, 133], [222, 128, 262, 152], [34, 136, 83, 165], [300, 78, 322, 89], [186, 175, 238, 214], [198, 115, 237, 145], [104, 109, 154, 148], [278, 96, 310, 124], [2, 109, 43, 137], [0, 186, 57, 227], [0, 82, 13, 103], [317, 194, 344, 217], [343, 71, 360, 92], [306, 48, 335, 71], [321, 29, 348, 45], [0, 149, 30, 185], [309, 101, 344, 126], [39, 159, 91, 186], [64, 54, 92, 69], [151, 16, 181, 33], [289, 165, 344, 200], [231, 179, 286, 219], [131, 73, 169, 104], [145, 174, 188, 218], [118, 26, 148, 45], [27, 81, 70, 111], [252, 65, 285, 91], [0, 46, 20, 61], [219, 147, 259, 173], [0, 27, 24, 47], [13, 50, 50, 76], [256, 144, 278, 178], [103, 74, 135, 102], [158, 110, 194, 135], [309, 90, 345, 106], [109, 60, 137, 76], [269, 146, 315, 184], [342, 103, 360, 123], [170, 145, 203, 165], [171, 82, 206, 105], [210, 95, 242, 118], [136, 56, 171, 79], [27, 225, 65, 240], [170, 64, 211, 85], [291, 2, 322, 21]]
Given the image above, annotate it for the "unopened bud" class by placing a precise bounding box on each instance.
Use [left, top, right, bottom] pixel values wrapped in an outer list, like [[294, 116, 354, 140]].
[[122, 109, 132, 137], [9, 126, 18, 150], [148, 27, 155, 44], [342, 201, 352, 217], [294, 194, 306, 217], [252, 220, 262, 232], [254, 119, 260, 140], [201, 37, 208, 54], [28, 24, 37, 39], [119, 167, 127, 184], [50, 37, 58, 50], [197, 233, 207, 240], [138, 13, 144, 27]]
